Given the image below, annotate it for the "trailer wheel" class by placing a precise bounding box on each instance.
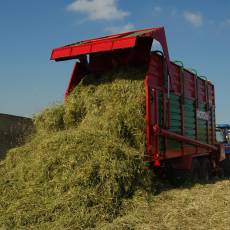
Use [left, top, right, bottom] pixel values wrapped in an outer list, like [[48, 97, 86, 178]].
[[190, 159, 201, 183], [200, 158, 211, 183], [221, 155, 230, 177], [167, 169, 188, 187]]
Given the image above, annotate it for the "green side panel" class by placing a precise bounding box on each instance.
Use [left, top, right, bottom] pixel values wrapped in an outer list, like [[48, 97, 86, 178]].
[[156, 91, 212, 152], [208, 107, 216, 143], [184, 98, 195, 139], [197, 103, 208, 143], [167, 139, 181, 150], [168, 94, 181, 150], [158, 91, 163, 127], [157, 91, 165, 152], [159, 136, 165, 152], [169, 94, 181, 131]]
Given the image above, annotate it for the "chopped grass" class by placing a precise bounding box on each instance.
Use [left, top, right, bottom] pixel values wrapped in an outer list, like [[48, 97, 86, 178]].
[[99, 180, 230, 230], [0, 67, 152, 229], [0, 67, 229, 229]]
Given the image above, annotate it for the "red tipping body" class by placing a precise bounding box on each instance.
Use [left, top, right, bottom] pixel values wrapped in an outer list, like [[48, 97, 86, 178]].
[[51, 27, 222, 176]]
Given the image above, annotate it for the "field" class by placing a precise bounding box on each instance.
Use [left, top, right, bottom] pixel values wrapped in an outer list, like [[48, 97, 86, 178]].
[[100, 180, 230, 230], [0, 68, 229, 229]]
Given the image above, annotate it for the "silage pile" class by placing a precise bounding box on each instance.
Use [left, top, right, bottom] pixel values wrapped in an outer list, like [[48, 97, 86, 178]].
[[100, 180, 230, 230], [0, 68, 151, 229]]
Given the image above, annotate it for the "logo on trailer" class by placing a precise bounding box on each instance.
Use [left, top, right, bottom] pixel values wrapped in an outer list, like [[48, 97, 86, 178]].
[[197, 110, 209, 121]]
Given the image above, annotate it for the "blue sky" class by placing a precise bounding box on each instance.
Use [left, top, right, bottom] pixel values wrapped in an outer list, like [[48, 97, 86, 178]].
[[0, 1, 230, 123]]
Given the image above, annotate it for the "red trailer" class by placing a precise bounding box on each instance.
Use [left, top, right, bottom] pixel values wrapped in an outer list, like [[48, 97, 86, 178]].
[[51, 27, 225, 184]]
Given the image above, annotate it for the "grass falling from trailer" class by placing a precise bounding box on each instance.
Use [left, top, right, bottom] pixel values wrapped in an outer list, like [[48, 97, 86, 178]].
[[0, 67, 153, 229]]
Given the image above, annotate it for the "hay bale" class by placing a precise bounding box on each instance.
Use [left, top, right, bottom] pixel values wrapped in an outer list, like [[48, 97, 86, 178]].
[[0, 67, 151, 229]]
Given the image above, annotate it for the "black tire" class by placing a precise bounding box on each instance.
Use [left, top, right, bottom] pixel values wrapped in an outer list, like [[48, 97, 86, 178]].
[[190, 159, 201, 183], [167, 168, 188, 187], [200, 158, 212, 183], [221, 155, 230, 177]]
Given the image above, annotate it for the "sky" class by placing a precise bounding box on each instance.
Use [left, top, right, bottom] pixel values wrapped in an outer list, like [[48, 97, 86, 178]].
[[0, 0, 230, 123]]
